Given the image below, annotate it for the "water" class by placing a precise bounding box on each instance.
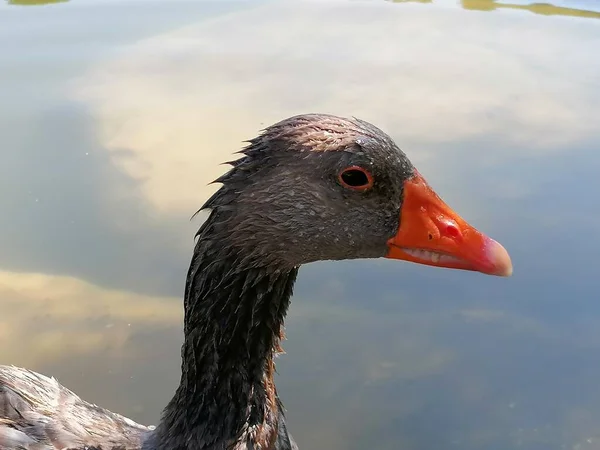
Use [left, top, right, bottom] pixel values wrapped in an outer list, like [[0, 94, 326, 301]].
[[0, 0, 599, 448]]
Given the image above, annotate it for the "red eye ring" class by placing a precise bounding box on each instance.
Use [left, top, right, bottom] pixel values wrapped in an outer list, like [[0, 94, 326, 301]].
[[338, 166, 374, 192]]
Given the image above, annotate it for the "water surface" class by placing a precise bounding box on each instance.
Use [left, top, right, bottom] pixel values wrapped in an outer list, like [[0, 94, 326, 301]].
[[1, 0, 599, 449]]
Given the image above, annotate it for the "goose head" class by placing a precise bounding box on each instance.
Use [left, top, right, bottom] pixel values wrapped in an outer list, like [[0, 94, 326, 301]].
[[207, 113, 512, 277]]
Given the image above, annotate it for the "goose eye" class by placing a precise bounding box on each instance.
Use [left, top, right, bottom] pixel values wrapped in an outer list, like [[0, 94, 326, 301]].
[[338, 166, 374, 192]]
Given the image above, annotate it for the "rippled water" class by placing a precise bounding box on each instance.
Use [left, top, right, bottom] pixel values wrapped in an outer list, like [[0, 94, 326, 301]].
[[1, 0, 599, 448]]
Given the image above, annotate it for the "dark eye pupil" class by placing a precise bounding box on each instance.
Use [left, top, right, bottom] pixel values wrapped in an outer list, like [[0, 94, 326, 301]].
[[341, 170, 369, 187]]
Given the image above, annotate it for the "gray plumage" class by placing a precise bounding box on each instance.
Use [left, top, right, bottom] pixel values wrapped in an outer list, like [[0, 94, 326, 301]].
[[0, 366, 152, 449]]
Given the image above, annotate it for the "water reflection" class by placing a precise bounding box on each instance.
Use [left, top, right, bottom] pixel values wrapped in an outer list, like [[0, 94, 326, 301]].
[[73, 1, 600, 215], [461, 0, 600, 19], [388, 0, 600, 20], [0, 269, 183, 423], [0, 270, 179, 367], [8, 0, 68, 5], [2, 0, 600, 449]]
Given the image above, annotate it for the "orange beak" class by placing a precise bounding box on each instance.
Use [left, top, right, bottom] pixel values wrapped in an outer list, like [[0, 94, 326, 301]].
[[386, 172, 513, 277]]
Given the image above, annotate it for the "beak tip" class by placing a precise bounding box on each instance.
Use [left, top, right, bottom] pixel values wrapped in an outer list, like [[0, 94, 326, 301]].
[[487, 239, 513, 277]]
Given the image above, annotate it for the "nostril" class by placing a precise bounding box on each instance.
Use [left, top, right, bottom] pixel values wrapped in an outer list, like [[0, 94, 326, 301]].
[[445, 223, 460, 238]]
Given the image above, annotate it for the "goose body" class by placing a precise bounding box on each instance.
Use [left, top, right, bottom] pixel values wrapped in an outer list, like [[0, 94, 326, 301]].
[[0, 366, 152, 449], [0, 114, 511, 450]]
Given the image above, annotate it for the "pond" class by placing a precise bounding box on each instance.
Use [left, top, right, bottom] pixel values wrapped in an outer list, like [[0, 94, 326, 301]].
[[0, 0, 599, 448]]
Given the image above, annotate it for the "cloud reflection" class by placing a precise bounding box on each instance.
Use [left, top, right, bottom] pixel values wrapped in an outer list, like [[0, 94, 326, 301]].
[[73, 1, 600, 213], [0, 269, 184, 425], [0, 270, 180, 368]]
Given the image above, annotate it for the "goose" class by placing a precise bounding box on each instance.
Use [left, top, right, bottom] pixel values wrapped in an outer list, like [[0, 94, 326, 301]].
[[0, 114, 512, 450]]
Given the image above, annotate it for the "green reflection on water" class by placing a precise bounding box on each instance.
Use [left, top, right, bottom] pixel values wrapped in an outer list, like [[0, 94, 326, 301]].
[[462, 0, 600, 19], [8, 0, 68, 5], [390, 0, 600, 20]]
